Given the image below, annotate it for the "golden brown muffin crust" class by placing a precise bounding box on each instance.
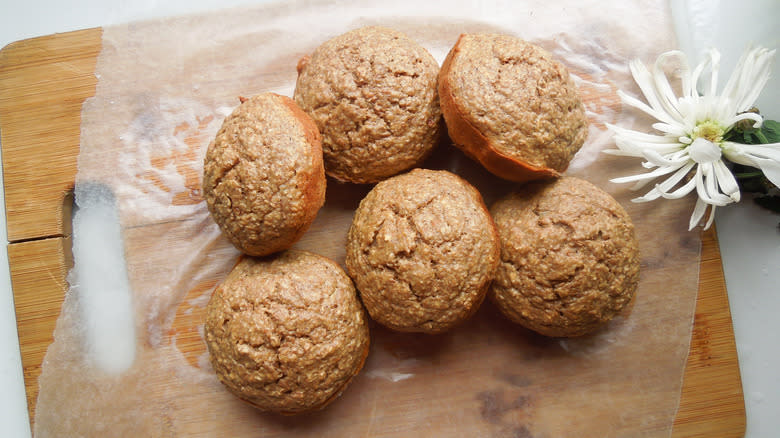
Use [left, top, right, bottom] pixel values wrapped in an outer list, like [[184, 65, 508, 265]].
[[439, 34, 588, 182], [204, 250, 370, 414], [489, 177, 640, 337], [294, 26, 442, 183], [202, 93, 326, 256], [345, 169, 500, 333]]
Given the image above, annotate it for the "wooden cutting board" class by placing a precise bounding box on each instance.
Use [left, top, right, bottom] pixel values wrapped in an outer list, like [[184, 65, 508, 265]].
[[0, 28, 745, 437]]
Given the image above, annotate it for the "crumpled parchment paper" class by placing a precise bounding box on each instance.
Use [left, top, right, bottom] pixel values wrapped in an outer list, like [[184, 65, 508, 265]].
[[34, 1, 700, 436]]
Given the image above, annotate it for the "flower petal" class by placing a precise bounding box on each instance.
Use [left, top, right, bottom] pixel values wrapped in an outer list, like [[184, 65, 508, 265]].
[[705, 166, 733, 205], [703, 204, 717, 230], [707, 49, 720, 96], [736, 48, 775, 112], [652, 51, 687, 120], [688, 138, 722, 164], [745, 156, 780, 188], [652, 122, 687, 137], [721, 142, 754, 166], [658, 176, 697, 199], [723, 142, 780, 187], [688, 198, 717, 231], [610, 162, 684, 185], [607, 123, 679, 144], [721, 47, 776, 112], [617, 90, 678, 127], [695, 164, 732, 206], [655, 162, 697, 199], [641, 148, 689, 167], [741, 143, 780, 160], [626, 58, 682, 126], [726, 111, 763, 129], [688, 197, 709, 231], [690, 49, 720, 97], [633, 162, 695, 201], [612, 134, 683, 156], [712, 159, 741, 202]]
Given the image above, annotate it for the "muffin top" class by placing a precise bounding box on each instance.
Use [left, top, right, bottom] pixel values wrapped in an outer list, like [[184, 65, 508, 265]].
[[345, 168, 500, 333], [294, 26, 442, 183], [202, 93, 326, 256], [489, 177, 639, 337], [439, 33, 588, 182], [204, 250, 370, 414]]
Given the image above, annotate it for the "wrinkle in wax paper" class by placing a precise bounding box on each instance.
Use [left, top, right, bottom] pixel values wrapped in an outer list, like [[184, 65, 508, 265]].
[[34, 1, 699, 436]]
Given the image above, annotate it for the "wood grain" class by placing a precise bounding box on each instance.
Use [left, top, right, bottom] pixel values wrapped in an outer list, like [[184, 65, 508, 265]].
[[0, 28, 101, 242], [0, 27, 745, 436], [672, 226, 746, 437], [7, 237, 71, 427]]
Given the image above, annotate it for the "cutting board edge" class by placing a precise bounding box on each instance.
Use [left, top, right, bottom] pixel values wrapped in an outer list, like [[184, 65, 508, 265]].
[[0, 26, 102, 55]]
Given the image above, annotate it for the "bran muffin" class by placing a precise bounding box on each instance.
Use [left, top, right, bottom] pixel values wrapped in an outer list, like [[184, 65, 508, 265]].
[[202, 93, 326, 256], [489, 177, 639, 337], [294, 26, 442, 183], [204, 250, 370, 414], [345, 169, 500, 334], [438, 33, 588, 183]]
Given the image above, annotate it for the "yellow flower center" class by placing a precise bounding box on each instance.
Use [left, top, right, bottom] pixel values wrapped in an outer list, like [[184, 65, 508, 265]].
[[692, 120, 725, 144]]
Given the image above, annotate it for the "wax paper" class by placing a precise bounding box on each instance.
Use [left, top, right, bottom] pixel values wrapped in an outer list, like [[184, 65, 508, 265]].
[[34, 1, 701, 436]]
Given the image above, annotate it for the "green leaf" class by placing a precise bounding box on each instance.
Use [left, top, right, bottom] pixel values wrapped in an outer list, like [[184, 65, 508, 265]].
[[725, 118, 780, 145], [761, 119, 780, 143]]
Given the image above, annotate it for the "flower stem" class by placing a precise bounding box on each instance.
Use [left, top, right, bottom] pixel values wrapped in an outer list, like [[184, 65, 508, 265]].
[[735, 171, 764, 179]]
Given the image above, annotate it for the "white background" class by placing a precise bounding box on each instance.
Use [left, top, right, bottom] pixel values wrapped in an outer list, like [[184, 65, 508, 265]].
[[1, 0, 778, 436]]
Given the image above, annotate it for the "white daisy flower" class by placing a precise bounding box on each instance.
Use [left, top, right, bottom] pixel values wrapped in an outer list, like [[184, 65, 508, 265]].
[[605, 47, 780, 230]]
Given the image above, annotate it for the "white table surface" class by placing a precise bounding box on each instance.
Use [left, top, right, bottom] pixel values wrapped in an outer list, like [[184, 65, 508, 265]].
[[1, 1, 778, 436]]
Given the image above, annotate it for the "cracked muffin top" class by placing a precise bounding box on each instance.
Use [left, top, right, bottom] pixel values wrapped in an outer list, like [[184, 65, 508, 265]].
[[293, 26, 442, 184], [439, 33, 588, 183], [202, 93, 326, 256], [489, 177, 639, 337], [204, 250, 370, 414], [345, 168, 500, 334]]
